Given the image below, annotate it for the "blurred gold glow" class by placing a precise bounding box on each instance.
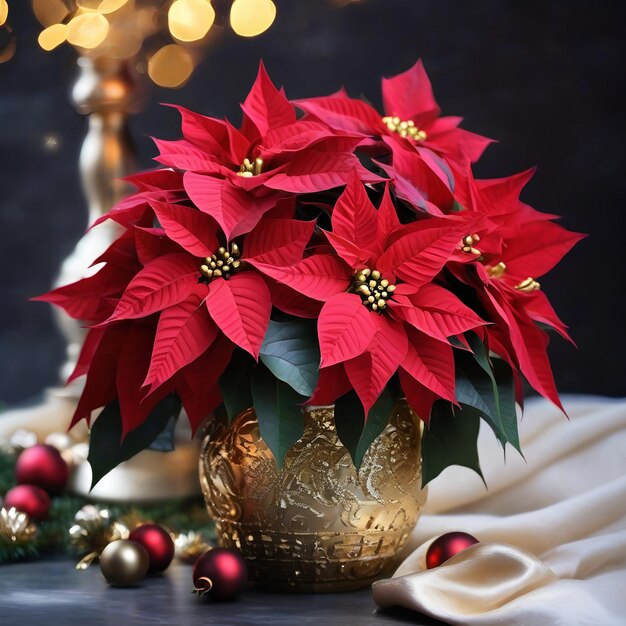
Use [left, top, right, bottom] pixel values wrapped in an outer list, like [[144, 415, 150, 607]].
[[0, 0, 8, 28], [38, 23, 68, 51], [76, 0, 103, 9], [148, 44, 194, 88], [67, 12, 110, 49], [31, 0, 70, 27], [168, 0, 215, 43], [230, 0, 276, 38], [98, 0, 130, 14], [0, 26, 14, 63]]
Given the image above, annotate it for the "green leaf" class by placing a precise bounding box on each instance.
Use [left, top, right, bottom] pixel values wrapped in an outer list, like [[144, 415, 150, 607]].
[[250, 365, 305, 468], [219, 349, 254, 423], [259, 319, 320, 397], [458, 334, 520, 453], [334, 388, 394, 470], [88, 395, 181, 489], [422, 402, 483, 486]]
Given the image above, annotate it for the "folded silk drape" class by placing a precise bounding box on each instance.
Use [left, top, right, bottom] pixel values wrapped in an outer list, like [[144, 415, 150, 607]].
[[372, 396, 626, 625]]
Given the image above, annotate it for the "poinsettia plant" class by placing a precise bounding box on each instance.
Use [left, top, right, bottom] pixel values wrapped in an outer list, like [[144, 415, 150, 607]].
[[37, 61, 583, 487]]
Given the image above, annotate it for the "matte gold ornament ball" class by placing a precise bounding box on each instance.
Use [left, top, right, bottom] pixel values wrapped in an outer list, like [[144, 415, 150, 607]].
[[100, 540, 150, 587]]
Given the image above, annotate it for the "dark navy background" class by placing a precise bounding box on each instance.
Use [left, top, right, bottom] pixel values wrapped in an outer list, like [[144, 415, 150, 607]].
[[0, 0, 624, 404]]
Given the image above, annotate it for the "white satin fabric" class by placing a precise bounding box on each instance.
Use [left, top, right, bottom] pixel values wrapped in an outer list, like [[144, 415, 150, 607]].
[[372, 396, 626, 625]]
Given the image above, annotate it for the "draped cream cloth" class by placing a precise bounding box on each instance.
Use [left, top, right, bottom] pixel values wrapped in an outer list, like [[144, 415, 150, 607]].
[[372, 396, 626, 625]]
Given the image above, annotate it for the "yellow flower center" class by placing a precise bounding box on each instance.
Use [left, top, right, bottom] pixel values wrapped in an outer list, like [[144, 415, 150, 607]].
[[514, 277, 541, 292], [236, 157, 264, 178], [486, 261, 506, 279], [461, 233, 481, 256], [382, 116, 427, 141], [352, 268, 396, 313], [199, 243, 242, 282]]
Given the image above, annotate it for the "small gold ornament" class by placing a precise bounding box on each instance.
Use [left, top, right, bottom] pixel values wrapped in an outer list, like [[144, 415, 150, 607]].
[[0, 507, 37, 546], [200, 243, 243, 283], [515, 276, 541, 292], [175, 531, 210, 563], [487, 261, 506, 279], [237, 156, 264, 177], [382, 116, 427, 141], [69, 505, 129, 570], [461, 233, 481, 256], [351, 267, 396, 313], [99, 539, 150, 587]]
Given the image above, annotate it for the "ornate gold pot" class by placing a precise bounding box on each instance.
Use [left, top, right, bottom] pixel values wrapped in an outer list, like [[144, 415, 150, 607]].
[[199, 400, 426, 592]]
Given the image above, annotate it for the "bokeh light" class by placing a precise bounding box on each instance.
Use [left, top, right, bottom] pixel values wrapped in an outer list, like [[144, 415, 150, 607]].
[[67, 12, 110, 49], [0, 0, 8, 28], [31, 0, 70, 27], [148, 43, 194, 88], [168, 0, 215, 43], [230, 0, 276, 38], [97, 0, 130, 14], [38, 23, 68, 51]]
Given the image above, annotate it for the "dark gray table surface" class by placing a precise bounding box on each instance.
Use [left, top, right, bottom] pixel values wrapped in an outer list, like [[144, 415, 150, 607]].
[[0, 558, 444, 626]]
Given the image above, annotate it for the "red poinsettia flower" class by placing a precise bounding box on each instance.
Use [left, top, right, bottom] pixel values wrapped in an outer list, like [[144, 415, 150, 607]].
[[444, 169, 585, 409], [39, 203, 316, 434], [253, 176, 487, 415], [153, 63, 381, 241], [296, 59, 492, 170]]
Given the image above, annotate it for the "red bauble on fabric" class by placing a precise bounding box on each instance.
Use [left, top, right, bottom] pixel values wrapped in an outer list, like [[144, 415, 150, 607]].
[[426, 532, 479, 569], [15, 444, 68, 495], [192, 548, 247, 601], [129, 524, 175, 572], [4, 484, 51, 521]]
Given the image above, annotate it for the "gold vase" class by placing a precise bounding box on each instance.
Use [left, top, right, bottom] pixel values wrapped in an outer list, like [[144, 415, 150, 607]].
[[199, 400, 427, 592]]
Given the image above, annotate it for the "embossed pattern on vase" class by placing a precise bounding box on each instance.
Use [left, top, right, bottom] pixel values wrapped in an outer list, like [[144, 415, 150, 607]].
[[199, 401, 426, 591]]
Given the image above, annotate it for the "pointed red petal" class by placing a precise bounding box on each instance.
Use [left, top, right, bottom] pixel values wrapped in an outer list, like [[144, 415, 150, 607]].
[[241, 62, 296, 136], [144, 294, 218, 391], [116, 323, 173, 437], [377, 184, 401, 242], [401, 329, 456, 403], [330, 173, 380, 255], [245, 218, 315, 265], [501, 220, 586, 280], [267, 281, 322, 318], [249, 254, 350, 301], [390, 283, 486, 341], [179, 337, 234, 433], [344, 316, 407, 414], [308, 363, 351, 405], [205, 272, 271, 358], [318, 293, 378, 368], [184, 173, 274, 240], [398, 370, 438, 424], [134, 227, 182, 266], [382, 59, 440, 123], [150, 200, 219, 257], [264, 151, 383, 194], [378, 223, 468, 287], [164, 104, 232, 158], [152, 138, 224, 173], [295, 95, 382, 135], [109, 254, 199, 321], [521, 290, 573, 343]]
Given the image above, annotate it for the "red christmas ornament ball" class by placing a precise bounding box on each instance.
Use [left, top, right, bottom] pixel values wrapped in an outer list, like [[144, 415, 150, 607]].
[[15, 444, 68, 495], [426, 532, 479, 569], [129, 524, 175, 572], [192, 548, 248, 601], [4, 484, 51, 521]]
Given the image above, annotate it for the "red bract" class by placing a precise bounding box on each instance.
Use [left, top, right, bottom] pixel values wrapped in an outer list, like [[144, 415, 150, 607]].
[[154, 63, 381, 241], [296, 60, 492, 170], [254, 176, 487, 415]]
